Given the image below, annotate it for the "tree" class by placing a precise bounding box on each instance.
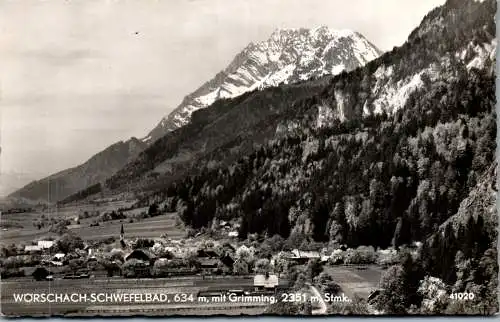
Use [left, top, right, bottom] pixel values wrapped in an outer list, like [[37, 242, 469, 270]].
[[306, 259, 323, 281], [375, 265, 407, 314], [133, 238, 154, 249], [254, 258, 271, 274], [51, 220, 69, 235], [235, 245, 255, 266], [68, 258, 85, 272], [56, 233, 84, 254], [418, 276, 449, 314], [274, 257, 289, 277], [233, 260, 249, 275], [265, 301, 300, 315], [336, 295, 370, 315]]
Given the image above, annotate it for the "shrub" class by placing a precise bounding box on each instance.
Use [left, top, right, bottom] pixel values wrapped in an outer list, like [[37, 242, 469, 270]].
[[344, 246, 376, 264], [1, 268, 25, 279]]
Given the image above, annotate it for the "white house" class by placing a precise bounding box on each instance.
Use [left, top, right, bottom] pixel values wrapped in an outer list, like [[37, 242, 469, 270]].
[[53, 253, 65, 260], [291, 249, 321, 259], [37, 240, 55, 249], [25, 245, 42, 252], [254, 274, 279, 290]]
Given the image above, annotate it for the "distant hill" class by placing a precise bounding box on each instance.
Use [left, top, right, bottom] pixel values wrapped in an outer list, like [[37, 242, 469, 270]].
[[9, 138, 146, 203], [0, 171, 42, 197]]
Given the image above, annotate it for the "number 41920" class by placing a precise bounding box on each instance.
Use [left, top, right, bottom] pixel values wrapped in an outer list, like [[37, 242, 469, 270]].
[[449, 292, 475, 301]]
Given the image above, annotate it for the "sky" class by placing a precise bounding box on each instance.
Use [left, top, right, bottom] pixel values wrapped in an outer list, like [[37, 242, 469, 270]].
[[0, 0, 446, 179]]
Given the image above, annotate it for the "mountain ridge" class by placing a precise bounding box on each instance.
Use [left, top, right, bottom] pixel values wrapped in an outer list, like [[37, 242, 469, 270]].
[[9, 137, 146, 203]]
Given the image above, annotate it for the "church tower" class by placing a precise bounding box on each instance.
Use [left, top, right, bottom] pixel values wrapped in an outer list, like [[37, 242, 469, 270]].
[[120, 224, 124, 241]]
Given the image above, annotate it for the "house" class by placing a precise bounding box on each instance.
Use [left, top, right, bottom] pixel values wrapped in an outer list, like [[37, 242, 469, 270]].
[[124, 249, 156, 265], [253, 274, 279, 290], [287, 249, 321, 264], [37, 240, 55, 249], [220, 253, 235, 268], [199, 258, 219, 272], [53, 253, 65, 261], [291, 249, 321, 259], [219, 220, 231, 228], [228, 231, 239, 237], [24, 245, 42, 253], [197, 249, 219, 258], [320, 255, 330, 263]]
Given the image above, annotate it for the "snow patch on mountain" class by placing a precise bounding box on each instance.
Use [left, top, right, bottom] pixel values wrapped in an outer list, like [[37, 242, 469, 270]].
[[195, 88, 220, 105]]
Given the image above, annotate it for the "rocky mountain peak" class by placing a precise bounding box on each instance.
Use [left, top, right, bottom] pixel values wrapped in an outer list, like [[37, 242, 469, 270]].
[[142, 27, 381, 144]]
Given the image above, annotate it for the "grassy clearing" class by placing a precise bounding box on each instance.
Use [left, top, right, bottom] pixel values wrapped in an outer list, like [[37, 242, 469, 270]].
[[71, 213, 184, 240], [323, 265, 385, 299]]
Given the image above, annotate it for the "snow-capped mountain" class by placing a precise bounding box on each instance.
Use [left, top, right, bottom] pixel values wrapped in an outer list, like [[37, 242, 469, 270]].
[[143, 26, 382, 143]]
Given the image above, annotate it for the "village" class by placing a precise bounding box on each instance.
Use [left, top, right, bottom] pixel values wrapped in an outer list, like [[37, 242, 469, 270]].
[[0, 204, 395, 315]]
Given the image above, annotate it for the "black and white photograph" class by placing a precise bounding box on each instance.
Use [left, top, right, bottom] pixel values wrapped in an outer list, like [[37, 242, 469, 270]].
[[0, 0, 497, 316]]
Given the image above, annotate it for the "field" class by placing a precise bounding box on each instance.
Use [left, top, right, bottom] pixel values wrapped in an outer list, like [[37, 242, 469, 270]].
[[1, 276, 269, 316], [69, 214, 185, 241], [323, 265, 385, 300], [1, 200, 185, 245]]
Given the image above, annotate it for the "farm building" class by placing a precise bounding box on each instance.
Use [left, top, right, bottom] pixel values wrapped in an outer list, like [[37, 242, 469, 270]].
[[219, 220, 231, 228], [53, 253, 65, 261], [286, 249, 321, 264], [37, 240, 55, 249], [253, 274, 279, 290], [291, 249, 321, 259], [125, 249, 156, 265], [24, 245, 42, 253], [197, 249, 219, 258], [199, 258, 219, 272]]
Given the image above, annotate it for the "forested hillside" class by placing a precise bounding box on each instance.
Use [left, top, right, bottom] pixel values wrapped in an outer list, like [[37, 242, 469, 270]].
[[139, 0, 497, 314], [152, 0, 496, 243]]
